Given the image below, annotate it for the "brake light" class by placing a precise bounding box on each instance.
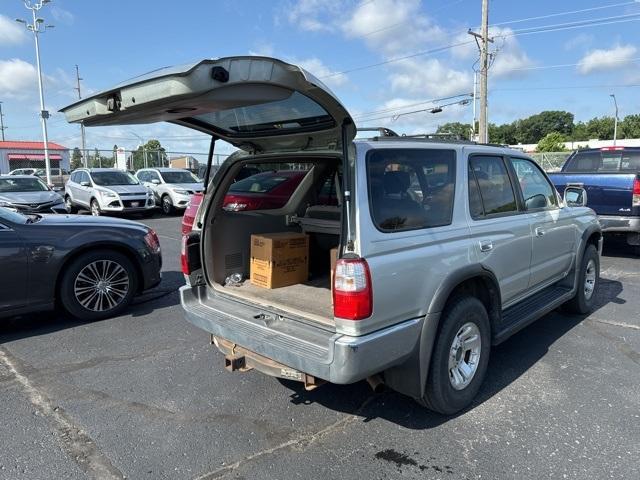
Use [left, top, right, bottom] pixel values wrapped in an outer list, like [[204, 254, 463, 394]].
[[144, 229, 161, 254], [633, 177, 640, 207], [181, 232, 201, 275], [222, 198, 263, 211], [333, 258, 372, 320], [601, 146, 624, 151]]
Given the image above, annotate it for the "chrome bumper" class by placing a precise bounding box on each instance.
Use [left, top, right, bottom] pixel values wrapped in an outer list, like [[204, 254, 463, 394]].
[[598, 215, 640, 233], [180, 285, 422, 384]]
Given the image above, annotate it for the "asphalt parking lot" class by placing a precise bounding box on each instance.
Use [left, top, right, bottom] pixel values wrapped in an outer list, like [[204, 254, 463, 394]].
[[1, 213, 639, 480]]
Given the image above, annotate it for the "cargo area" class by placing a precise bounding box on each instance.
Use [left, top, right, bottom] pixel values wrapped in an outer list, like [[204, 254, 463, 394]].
[[202, 157, 343, 327]]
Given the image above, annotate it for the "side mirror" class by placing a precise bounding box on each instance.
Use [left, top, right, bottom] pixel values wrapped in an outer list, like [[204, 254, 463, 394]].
[[80, 181, 91, 187], [564, 187, 587, 207], [151, 178, 160, 185]]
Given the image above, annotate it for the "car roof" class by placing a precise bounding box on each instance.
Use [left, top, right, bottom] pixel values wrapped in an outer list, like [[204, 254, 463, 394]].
[[0, 174, 44, 179], [572, 146, 640, 153], [354, 138, 528, 157], [138, 167, 188, 172], [83, 168, 129, 172]]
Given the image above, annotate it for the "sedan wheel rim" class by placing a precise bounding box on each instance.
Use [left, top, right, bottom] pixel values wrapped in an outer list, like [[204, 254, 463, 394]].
[[65, 197, 72, 209], [91, 202, 99, 216], [448, 322, 481, 391], [584, 259, 597, 300], [163, 197, 171, 213], [74, 260, 130, 312]]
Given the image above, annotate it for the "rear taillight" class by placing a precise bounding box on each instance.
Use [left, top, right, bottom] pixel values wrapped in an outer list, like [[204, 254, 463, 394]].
[[601, 146, 624, 151], [222, 198, 263, 212], [633, 177, 640, 207], [333, 258, 372, 320], [144, 229, 161, 254], [181, 232, 201, 275]]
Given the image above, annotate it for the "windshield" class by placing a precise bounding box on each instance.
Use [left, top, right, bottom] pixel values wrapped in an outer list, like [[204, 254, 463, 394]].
[[0, 177, 49, 192], [160, 171, 199, 184], [91, 171, 139, 186], [194, 91, 333, 135], [0, 206, 28, 224], [35, 168, 61, 176]]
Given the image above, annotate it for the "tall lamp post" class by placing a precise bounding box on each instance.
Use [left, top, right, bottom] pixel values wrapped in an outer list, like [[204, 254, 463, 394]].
[[610, 94, 619, 146], [16, 0, 54, 187]]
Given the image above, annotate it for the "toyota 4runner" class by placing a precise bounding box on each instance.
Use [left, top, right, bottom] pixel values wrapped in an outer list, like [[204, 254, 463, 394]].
[[61, 56, 602, 414]]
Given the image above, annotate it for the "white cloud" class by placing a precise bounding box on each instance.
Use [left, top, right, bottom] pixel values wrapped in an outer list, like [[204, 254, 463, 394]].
[[295, 57, 349, 88], [564, 33, 593, 51], [387, 58, 472, 97], [577, 44, 638, 74], [0, 15, 28, 46], [283, 0, 344, 32], [0, 59, 38, 99], [51, 7, 75, 25], [248, 43, 275, 57], [489, 28, 534, 78]]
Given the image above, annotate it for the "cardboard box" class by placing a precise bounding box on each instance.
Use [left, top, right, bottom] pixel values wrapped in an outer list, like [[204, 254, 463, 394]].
[[329, 247, 338, 303], [250, 232, 309, 289]]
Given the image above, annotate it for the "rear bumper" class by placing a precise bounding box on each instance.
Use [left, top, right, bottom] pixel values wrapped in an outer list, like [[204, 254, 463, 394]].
[[180, 285, 422, 384], [598, 215, 640, 232]]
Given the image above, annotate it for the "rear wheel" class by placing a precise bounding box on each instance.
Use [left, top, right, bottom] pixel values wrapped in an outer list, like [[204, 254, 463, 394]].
[[90, 199, 101, 216], [59, 250, 137, 321], [161, 194, 174, 215], [563, 244, 599, 314], [419, 296, 491, 415], [64, 195, 77, 214]]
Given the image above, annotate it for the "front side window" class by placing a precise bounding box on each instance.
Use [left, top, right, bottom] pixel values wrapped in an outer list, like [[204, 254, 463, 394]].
[[367, 148, 456, 232], [510, 157, 558, 210], [91, 171, 139, 186], [469, 155, 517, 217], [137, 171, 149, 182]]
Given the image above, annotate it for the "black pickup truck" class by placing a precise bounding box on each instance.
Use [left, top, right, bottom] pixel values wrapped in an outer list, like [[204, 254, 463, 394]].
[[549, 146, 640, 254]]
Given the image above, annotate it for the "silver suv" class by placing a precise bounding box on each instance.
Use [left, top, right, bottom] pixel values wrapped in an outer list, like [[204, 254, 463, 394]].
[[61, 57, 602, 414], [65, 168, 155, 216], [136, 168, 203, 215]]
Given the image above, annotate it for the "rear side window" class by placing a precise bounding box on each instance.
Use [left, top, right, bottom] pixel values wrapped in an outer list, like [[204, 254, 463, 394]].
[[564, 150, 640, 172], [367, 148, 456, 232], [469, 155, 518, 217]]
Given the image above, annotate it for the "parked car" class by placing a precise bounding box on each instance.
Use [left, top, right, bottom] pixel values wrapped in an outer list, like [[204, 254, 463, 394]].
[[8, 168, 37, 176], [136, 167, 203, 215], [61, 56, 602, 414], [0, 206, 162, 320], [34, 167, 70, 191], [222, 170, 307, 212], [549, 146, 640, 254], [65, 168, 156, 216], [0, 175, 67, 214]]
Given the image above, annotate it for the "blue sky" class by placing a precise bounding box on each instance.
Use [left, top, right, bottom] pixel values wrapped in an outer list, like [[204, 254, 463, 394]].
[[1, 0, 639, 156]]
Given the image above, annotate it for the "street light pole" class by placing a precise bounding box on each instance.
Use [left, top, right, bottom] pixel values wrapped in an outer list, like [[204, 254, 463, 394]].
[[16, 0, 54, 186], [610, 94, 619, 146], [0, 101, 6, 141]]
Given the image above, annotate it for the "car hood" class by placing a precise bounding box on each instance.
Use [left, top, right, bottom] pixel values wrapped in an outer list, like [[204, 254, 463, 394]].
[[0, 191, 63, 204], [35, 213, 147, 230], [168, 183, 203, 191], [99, 185, 148, 195]]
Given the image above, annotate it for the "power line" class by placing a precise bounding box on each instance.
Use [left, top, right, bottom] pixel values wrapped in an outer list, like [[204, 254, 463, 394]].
[[492, 84, 640, 93], [353, 93, 473, 120], [500, 57, 640, 74], [484, 1, 639, 28], [497, 12, 640, 38]]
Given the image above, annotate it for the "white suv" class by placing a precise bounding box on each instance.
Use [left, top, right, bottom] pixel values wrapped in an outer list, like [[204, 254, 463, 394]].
[[136, 168, 203, 215], [65, 168, 156, 216]]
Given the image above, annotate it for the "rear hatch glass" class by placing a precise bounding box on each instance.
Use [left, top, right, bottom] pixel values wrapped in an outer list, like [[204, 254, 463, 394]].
[[564, 150, 640, 173]]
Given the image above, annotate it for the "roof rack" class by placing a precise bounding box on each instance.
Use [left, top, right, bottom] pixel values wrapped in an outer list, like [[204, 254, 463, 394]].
[[356, 127, 399, 137]]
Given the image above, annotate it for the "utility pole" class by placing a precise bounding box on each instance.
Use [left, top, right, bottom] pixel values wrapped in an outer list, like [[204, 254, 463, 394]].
[[469, 0, 492, 143], [16, 0, 54, 186], [0, 102, 6, 141], [610, 94, 619, 146], [74, 64, 87, 167]]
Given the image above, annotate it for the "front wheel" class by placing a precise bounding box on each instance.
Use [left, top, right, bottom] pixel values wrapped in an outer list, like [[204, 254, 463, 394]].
[[419, 296, 491, 415], [90, 199, 101, 216], [59, 250, 137, 321], [65, 195, 77, 214], [563, 244, 599, 314], [161, 195, 174, 215]]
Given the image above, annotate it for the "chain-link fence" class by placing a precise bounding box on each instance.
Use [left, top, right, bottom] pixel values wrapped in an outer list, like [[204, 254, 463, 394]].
[[3, 148, 229, 189], [529, 152, 571, 172]]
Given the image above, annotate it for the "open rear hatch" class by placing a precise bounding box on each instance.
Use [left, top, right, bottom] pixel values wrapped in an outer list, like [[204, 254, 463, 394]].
[[61, 57, 357, 328]]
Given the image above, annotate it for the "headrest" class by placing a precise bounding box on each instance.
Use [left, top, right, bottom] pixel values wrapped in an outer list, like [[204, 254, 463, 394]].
[[383, 171, 411, 194]]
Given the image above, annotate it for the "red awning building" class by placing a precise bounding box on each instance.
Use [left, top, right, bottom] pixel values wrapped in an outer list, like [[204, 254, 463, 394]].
[[0, 141, 70, 174]]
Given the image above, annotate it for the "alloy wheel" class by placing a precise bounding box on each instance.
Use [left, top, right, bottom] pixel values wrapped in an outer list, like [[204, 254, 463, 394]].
[[73, 260, 130, 312]]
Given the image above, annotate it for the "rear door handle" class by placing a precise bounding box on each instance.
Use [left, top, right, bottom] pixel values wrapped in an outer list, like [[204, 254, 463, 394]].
[[535, 227, 546, 237], [479, 240, 493, 252]]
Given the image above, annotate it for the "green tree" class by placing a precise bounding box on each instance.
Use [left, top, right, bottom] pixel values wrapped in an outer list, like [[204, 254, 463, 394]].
[[584, 116, 615, 140], [620, 114, 640, 139], [537, 132, 567, 152], [70, 147, 83, 170], [489, 122, 518, 144], [516, 111, 574, 144], [131, 139, 165, 170], [436, 122, 472, 139]]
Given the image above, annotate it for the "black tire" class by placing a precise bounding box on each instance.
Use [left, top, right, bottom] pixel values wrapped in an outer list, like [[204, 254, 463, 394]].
[[59, 250, 138, 321], [419, 296, 491, 415], [64, 195, 77, 214], [90, 198, 101, 216], [563, 244, 599, 314], [161, 194, 174, 215]]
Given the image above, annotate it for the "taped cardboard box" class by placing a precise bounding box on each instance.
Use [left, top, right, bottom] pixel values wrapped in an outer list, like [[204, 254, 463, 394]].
[[250, 232, 309, 289]]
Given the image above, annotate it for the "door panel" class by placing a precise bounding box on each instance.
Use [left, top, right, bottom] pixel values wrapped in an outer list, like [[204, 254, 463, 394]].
[[0, 226, 27, 311], [528, 209, 576, 287]]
